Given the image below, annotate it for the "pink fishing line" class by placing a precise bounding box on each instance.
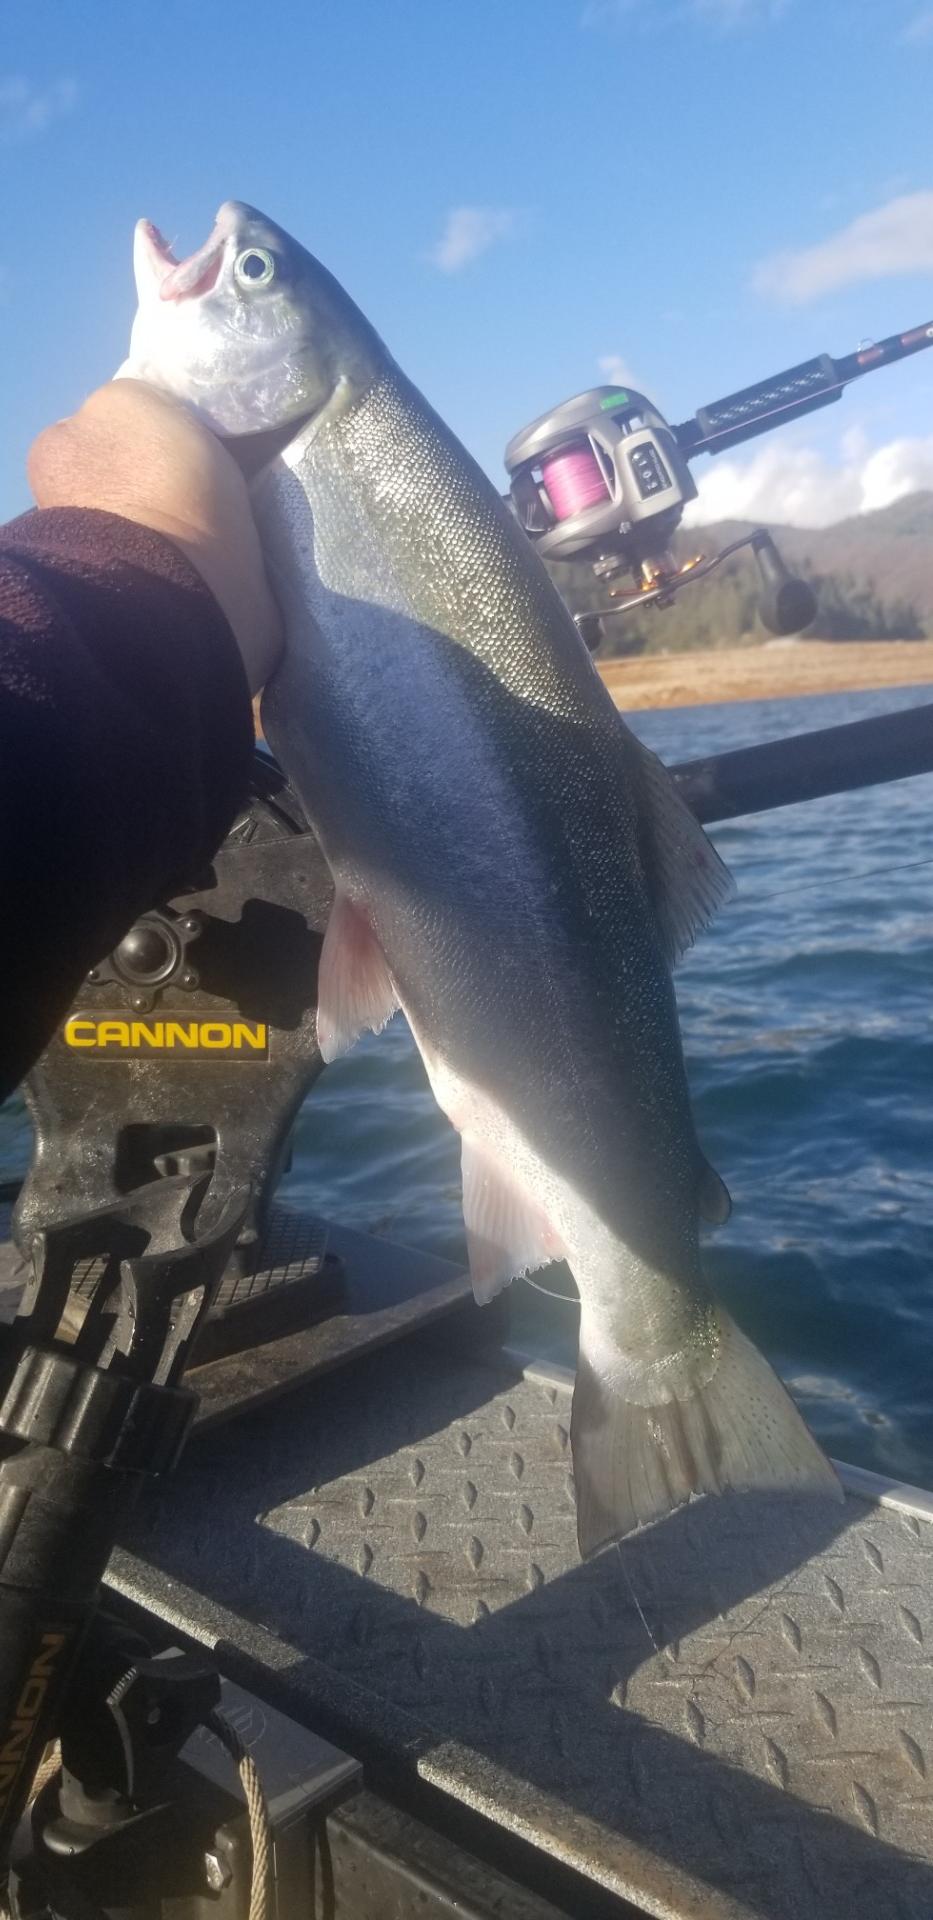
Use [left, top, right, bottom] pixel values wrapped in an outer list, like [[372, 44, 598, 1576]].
[[541, 443, 609, 521]]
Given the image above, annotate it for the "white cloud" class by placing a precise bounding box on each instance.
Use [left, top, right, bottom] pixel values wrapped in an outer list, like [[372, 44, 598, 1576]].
[[682, 430, 933, 528], [598, 352, 640, 389], [583, 0, 786, 29], [0, 76, 77, 142], [901, 8, 933, 42], [428, 207, 516, 273], [755, 190, 933, 303]]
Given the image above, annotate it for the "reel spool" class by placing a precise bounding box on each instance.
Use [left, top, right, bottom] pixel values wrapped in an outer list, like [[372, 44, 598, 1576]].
[[505, 386, 697, 566]]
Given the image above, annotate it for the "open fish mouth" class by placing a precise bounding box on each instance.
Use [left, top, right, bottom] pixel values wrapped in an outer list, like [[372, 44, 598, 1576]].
[[138, 214, 229, 302]]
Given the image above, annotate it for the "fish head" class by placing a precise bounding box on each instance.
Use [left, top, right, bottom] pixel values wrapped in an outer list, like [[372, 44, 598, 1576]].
[[119, 200, 386, 437]]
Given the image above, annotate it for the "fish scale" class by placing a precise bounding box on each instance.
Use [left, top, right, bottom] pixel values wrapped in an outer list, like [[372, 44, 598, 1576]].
[[255, 370, 697, 1249]]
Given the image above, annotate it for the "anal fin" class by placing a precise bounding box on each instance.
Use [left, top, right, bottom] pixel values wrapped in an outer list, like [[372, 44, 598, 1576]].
[[317, 891, 399, 1063], [461, 1136, 563, 1304]]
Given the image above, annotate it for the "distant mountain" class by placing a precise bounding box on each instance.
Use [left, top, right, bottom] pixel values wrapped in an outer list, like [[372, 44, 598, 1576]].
[[690, 491, 933, 624], [547, 491, 933, 655]]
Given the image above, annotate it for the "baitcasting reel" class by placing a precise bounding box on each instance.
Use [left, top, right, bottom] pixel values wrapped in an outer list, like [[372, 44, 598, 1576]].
[[506, 383, 816, 646], [507, 385, 697, 565], [506, 315, 933, 648]]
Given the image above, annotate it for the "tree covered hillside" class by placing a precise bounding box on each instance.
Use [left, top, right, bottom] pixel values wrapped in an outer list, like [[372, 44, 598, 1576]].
[[545, 492, 933, 657]]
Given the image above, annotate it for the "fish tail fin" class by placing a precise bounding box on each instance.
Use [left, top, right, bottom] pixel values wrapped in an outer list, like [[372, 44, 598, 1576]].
[[572, 1307, 841, 1557]]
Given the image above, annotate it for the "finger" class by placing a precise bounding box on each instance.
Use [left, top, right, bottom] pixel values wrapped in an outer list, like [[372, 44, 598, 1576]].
[[27, 418, 83, 507]]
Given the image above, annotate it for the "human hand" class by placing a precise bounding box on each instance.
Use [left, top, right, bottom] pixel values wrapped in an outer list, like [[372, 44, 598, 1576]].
[[28, 380, 282, 693]]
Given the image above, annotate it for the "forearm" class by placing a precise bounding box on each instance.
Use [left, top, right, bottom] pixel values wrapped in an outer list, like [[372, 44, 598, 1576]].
[[0, 506, 254, 1098]]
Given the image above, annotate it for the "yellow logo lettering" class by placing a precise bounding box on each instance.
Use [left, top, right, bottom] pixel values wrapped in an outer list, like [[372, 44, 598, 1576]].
[[0, 1632, 68, 1814], [165, 1023, 198, 1047], [130, 1022, 164, 1048], [233, 1023, 266, 1050], [200, 1023, 232, 1048], [31, 1634, 66, 1678], [97, 1021, 130, 1047], [64, 1018, 97, 1048], [61, 1017, 268, 1058]]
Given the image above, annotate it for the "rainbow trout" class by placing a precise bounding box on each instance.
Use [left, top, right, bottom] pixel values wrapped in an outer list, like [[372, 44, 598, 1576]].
[[119, 202, 839, 1551]]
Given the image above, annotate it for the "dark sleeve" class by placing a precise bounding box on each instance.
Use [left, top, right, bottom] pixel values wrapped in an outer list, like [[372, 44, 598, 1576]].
[[0, 507, 254, 1100]]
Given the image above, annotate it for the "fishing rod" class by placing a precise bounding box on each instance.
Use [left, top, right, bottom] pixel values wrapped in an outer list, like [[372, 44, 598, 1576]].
[[674, 317, 933, 458], [505, 315, 933, 645], [671, 698, 933, 824]]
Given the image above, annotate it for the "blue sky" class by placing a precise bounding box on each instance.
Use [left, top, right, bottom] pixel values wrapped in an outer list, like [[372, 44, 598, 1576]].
[[5, 0, 933, 527]]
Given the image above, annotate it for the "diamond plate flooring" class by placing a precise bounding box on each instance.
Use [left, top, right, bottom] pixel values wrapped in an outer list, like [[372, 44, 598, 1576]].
[[113, 1335, 933, 1920]]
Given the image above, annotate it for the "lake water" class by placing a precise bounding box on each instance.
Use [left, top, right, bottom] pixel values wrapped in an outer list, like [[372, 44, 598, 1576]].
[[2, 681, 931, 1485]]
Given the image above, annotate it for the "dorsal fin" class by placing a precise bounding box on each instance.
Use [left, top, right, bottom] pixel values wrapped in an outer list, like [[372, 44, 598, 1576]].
[[632, 740, 735, 965]]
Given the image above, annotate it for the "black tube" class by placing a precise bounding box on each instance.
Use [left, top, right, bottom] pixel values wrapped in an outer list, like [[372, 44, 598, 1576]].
[[0, 1443, 137, 1851], [670, 699, 933, 824]]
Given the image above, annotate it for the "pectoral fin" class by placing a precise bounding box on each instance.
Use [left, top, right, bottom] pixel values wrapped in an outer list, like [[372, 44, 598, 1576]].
[[316, 891, 399, 1062]]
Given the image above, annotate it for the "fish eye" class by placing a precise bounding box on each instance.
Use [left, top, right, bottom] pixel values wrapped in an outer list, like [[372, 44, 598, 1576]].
[[234, 247, 276, 288]]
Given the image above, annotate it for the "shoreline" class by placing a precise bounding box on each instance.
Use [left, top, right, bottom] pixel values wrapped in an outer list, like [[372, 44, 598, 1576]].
[[597, 639, 933, 711]]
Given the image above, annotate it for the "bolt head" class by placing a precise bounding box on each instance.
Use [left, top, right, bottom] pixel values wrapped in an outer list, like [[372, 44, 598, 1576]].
[[180, 970, 198, 990], [204, 1851, 231, 1893], [114, 919, 178, 985]]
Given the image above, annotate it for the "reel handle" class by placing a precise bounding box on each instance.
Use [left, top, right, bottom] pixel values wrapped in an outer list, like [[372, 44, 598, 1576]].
[[752, 531, 817, 637]]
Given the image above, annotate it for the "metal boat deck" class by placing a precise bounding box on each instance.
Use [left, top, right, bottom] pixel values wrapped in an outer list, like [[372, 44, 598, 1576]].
[[104, 1230, 933, 1920]]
